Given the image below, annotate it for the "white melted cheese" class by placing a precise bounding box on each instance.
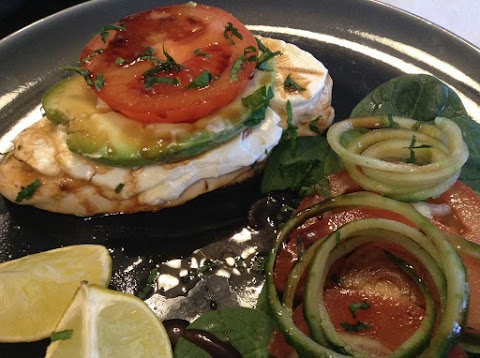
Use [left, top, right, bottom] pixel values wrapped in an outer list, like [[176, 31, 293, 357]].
[[258, 37, 329, 130]]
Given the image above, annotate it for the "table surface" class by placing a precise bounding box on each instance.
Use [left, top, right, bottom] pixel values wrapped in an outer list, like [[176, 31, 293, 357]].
[[0, 0, 479, 49]]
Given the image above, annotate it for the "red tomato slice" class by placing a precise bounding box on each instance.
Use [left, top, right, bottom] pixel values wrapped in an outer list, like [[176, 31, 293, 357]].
[[80, 4, 257, 123]]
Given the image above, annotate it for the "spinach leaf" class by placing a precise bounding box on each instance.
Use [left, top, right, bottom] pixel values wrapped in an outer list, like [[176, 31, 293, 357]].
[[261, 136, 343, 195], [350, 74, 468, 121], [173, 307, 275, 358], [350, 73, 480, 193]]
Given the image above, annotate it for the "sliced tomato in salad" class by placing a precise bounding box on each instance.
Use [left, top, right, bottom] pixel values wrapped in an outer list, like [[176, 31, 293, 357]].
[[270, 171, 479, 356], [80, 3, 258, 123]]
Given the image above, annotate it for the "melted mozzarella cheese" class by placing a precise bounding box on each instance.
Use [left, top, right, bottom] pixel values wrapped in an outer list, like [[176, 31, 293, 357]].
[[258, 36, 334, 135]]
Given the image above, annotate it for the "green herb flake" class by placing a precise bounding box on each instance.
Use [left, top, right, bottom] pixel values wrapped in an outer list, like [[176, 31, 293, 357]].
[[296, 236, 304, 261], [255, 38, 281, 71], [50, 329, 73, 342], [94, 73, 104, 91], [242, 86, 274, 127], [405, 134, 433, 164], [61, 66, 94, 86], [224, 22, 243, 45], [340, 321, 371, 333], [335, 231, 341, 246], [142, 47, 186, 89], [15, 179, 41, 203], [381, 113, 400, 128], [187, 71, 214, 89], [114, 183, 125, 194], [281, 100, 298, 153], [81, 49, 103, 63], [308, 116, 323, 134], [194, 48, 212, 58], [230, 46, 258, 81], [138, 268, 159, 300], [115, 57, 127, 66], [348, 300, 371, 317], [284, 74, 306, 92], [144, 76, 180, 89], [99, 23, 126, 43]]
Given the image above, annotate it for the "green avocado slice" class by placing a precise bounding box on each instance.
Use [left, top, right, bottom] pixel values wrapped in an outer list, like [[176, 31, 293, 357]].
[[41, 68, 275, 167]]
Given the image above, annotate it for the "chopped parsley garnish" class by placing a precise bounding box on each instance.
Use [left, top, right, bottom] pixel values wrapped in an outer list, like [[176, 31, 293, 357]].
[[187, 71, 214, 89], [340, 321, 371, 333], [144, 76, 180, 89], [142, 47, 186, 89], [15, 179, 41, 203], [114, 183, 125, 193], [224, 22, 243, 44], [309, 116, 323, 134], [348, 300, 371, 317], [61, 66, 104, 90], [81, 49, 103, 63], [94, 73, 104, 91], [296, 236, 304, 261], [255, 38, 281, 71], [335, 231, 341, 245], [194, 48, 212, 58], [138, 268, 159, 300], [281, 100, 298, 153], [230, 46, 257, 81], [242, 86, 274, 127], [99, 23, 126, 43], [284, 74, 306, 92], [405, 135, 433, 164], [50, 329, 73, 342], [115, 57, 126, 66], [381, 113, 400, 128]]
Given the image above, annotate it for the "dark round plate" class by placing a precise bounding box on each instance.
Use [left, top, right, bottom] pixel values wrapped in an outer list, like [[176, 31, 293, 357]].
[[1, 0, 479, 356]]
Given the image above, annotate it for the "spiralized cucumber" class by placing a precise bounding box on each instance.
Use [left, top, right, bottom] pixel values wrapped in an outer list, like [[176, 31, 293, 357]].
[[326, 116, 469, 201], [266, 193, 469, 357]]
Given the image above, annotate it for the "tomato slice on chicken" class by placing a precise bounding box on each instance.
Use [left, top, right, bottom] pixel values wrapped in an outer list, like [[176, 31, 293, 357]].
[[80, 3, 258, 123]]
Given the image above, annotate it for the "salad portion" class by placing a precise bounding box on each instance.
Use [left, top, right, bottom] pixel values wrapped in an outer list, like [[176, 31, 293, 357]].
[[0, 2, 480, 358]]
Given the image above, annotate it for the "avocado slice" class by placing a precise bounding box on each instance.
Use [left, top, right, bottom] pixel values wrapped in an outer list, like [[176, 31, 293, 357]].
[[41, 69, 275, 167]]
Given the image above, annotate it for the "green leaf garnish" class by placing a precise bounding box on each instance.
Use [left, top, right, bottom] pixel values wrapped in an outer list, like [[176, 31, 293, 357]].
[[281, 100, 298, 154], [187, 71, 214, 89], [114, 183, 125, 194], [194, 48, 212, 58], [224, 22, 243, 44], [142, 47, 185, 89], [340, 321, 371, 333], [255, 38, 281, 71], [242, 86, 274, 127], [348, 300, 371, 317], [405, 134, 433, 164], [94, 73, 104, 91], [309, 116, 323, 134], [284, 74, 306, 92], [115, 57, 127, 66], [230, 46, 258, 81], [81, 49, 103, 63], [15, 179, 41, 203], [50, 329, 73, 341], [144, 76, 180, 89], [61, 66, 94, 86], [99, 23, 125, 43], [380, 113, 400, 128]]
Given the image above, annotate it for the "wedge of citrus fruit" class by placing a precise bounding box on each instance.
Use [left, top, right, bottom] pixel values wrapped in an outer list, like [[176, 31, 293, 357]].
[[0, 244, 111, 342], [45, 283, 173, 358]]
